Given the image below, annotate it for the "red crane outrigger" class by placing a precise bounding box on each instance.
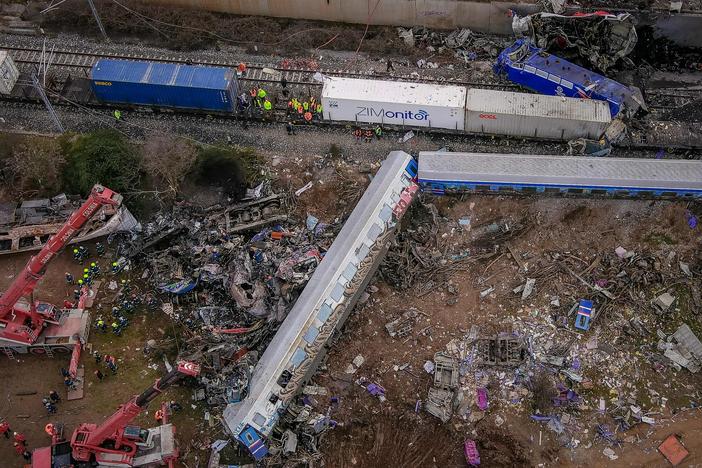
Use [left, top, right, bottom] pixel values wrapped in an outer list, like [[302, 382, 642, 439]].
[[0, 184, 122, 347]]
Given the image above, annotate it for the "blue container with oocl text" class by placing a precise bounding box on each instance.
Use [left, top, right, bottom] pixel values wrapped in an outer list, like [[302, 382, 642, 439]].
[[91, 59, 237, 112]]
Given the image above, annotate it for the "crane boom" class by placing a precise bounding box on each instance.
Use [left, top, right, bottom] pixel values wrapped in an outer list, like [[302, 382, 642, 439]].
[[71, 361, 200, 463], [0, 185, 121, 345]]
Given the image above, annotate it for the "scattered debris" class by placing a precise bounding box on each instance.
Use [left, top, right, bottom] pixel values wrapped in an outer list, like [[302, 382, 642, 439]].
[[653, 292, 676, 313]]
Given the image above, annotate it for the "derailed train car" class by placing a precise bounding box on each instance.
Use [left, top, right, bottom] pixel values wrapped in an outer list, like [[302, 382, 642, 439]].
[[223, 152, 419, 459], [417, 151, 702, 198], [494, 39, 646, 117], [91, 59, 238, 112]]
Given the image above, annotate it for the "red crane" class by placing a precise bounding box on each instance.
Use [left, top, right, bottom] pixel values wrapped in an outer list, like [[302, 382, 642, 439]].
[[0, 185, 122, 346], [33, 361, 201, 468], [71, 361, 200, 465]]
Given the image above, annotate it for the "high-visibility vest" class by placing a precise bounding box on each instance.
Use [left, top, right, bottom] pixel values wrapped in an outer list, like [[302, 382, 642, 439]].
[[316, 104, 322, 113], [297, 106, 303, 114], [263, 100, 272, 111], [303, 102, 309, 111], [304, 112, 312, 121], [250, 88, 257, 97], [257, 89, 267, 99]]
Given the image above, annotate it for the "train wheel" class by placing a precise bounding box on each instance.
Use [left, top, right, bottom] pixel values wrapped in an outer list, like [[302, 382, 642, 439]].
[[30, 347, 46, 355], [53, 346, 71, 354]]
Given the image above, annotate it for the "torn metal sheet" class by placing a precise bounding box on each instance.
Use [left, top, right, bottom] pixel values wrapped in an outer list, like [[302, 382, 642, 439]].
[[510, 11, 637, 72], [0, 192, 139, 255]]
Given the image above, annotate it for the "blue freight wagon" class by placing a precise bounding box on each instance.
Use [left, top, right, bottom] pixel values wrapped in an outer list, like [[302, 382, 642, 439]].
[[91, 59, 238, 113], [494, 40, 645, 117]]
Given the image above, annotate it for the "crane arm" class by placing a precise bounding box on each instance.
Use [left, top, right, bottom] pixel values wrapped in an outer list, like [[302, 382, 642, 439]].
[[80, 361, 200, 449], [0, 185, 121, 322]]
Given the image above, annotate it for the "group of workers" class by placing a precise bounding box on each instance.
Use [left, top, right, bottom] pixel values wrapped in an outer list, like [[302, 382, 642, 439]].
[[0, 423, 30, 461], [353, 125, 383, 142], [60, 367, 78, 391], [41, 390, 61, 415], [287, 96, 323, 122], [92, 352, 118, 381]]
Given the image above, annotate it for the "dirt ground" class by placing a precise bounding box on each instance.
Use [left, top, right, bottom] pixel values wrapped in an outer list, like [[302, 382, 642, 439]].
[[0, 242, 208, 468], [311, 195, 702, 467], [0, 146, 700, 468]]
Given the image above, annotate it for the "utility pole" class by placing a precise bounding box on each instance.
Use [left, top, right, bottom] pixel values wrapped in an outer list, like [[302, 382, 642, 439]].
[[31, 73, 64, 134], [86, 0, 108, 41]]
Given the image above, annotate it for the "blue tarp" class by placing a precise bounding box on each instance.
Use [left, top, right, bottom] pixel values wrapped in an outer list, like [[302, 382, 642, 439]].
[[160, 278, 198, 295]]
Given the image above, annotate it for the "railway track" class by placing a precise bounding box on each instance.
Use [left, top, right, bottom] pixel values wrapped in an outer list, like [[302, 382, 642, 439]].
[[0, 44, 516, 90], [2, 44, 701, 150], [5, 43, 699, 113]]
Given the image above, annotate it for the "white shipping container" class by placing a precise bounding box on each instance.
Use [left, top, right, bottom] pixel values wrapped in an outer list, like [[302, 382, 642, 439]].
[[322, 77, 466, 130], [464, 89, 611, 140], [0, 51, 19, 95]]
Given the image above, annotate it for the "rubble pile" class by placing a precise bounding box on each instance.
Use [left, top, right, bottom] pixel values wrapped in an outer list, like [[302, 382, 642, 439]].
[[396, 26, 507, 65], [412, 244, 701, 453], [381, 200, 531, 293], [116, 188, 342, 417], [511, 11, 638, 71]]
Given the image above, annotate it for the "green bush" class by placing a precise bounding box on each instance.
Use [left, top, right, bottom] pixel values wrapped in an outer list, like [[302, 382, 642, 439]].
[[61, 129, 142, 195]]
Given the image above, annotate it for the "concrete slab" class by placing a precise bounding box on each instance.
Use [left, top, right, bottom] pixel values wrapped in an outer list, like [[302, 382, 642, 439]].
[[67, 366, 84, 400]]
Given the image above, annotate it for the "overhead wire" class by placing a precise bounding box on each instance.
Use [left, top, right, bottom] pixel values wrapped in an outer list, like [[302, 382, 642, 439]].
[[350, 0, 383, 69]]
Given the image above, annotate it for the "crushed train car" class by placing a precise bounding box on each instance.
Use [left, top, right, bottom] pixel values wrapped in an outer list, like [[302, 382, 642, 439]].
[[511, 11, 637, 72], [0, 193, 139, 255], [494, 39, 646, 117]]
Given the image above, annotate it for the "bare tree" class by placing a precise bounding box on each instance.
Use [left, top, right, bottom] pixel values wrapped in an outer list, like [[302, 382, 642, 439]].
[[142, 134, 197, 197], [6, 140, 65, 195]]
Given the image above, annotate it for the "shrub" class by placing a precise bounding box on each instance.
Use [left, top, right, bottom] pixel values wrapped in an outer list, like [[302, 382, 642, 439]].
[[61, 129, 142, 195], [142, 134, 197, 197], [6, 138, 65, 195]]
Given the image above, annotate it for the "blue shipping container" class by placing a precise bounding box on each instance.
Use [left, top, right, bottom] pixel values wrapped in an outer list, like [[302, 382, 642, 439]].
[[494, 40, 642, 117], [91, 59, 237, 112]]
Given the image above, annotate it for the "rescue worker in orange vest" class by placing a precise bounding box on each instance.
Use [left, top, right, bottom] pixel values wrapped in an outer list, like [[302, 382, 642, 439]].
[[155, 409, 164, 424], [237, 62, 247, 76], [364, 128, 373, 142], [304, 111, 312, 122], [353, 128, 363, 141], [287, 99, 294, 115], [249, 88, 258, 107]]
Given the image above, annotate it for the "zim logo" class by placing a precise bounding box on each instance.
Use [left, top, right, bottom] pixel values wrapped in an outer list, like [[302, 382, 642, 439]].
[[479, 114, 497, 120], [356, 107, 429, 121]]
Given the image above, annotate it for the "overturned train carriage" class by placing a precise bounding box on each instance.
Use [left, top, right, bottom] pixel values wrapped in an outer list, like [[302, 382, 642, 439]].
[[223, 152, 419, 458]]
